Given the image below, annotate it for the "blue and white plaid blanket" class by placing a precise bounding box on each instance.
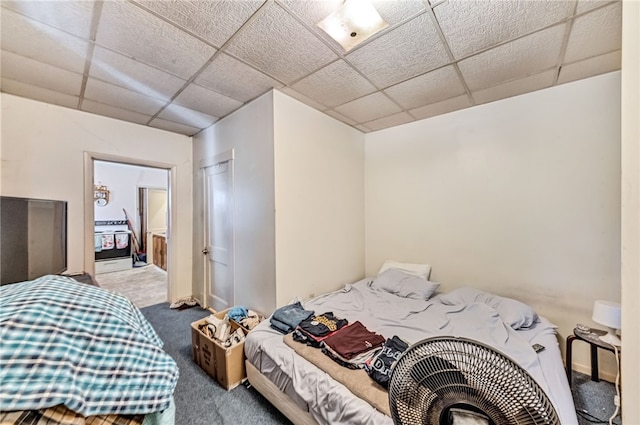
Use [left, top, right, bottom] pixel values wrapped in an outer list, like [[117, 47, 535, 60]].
[[0, 275, 179, 416]]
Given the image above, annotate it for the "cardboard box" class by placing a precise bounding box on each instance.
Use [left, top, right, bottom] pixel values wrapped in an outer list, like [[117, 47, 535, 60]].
[[191, 308, 247, 390]]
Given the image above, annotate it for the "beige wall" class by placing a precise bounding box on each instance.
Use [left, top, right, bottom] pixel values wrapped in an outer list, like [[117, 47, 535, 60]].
[[192, 92, 277, 315], [365, 72, 622, 378], [621, 0, 639, 422], [273, 91, 365, 307], [0, 94, 193, 301]]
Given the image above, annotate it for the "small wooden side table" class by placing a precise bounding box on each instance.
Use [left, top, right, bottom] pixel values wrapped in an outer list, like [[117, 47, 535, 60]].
[[566, 327, 619, 388]]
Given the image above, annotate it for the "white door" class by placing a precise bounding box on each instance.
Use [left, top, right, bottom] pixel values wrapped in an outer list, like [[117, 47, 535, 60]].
[[204, 160, 234, 311]]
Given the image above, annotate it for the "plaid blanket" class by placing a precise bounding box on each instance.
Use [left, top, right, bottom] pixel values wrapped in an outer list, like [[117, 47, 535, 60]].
[[0, 275, 178, 417]]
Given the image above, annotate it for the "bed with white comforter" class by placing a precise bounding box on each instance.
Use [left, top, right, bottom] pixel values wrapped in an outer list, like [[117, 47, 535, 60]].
[[245, 278, 578, 425]]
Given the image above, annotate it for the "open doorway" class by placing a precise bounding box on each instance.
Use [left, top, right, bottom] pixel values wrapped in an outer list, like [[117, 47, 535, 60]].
[[92, 160, 169, 308]]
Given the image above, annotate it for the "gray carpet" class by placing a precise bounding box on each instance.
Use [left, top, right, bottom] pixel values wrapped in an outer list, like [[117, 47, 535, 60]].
[[141, 303, 291, 425], [141, 303, 618, 425]]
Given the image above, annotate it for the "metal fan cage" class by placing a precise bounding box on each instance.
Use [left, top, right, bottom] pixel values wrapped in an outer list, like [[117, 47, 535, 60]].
[[389, 336, 560, 425]]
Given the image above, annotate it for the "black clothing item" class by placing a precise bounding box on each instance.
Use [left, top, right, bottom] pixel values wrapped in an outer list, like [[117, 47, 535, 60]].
[[299, 312, 348, 338], [366, 335, 409, 388]]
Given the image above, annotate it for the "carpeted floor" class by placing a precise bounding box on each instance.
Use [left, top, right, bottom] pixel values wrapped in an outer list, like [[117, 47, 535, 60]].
[[140, 303, 619, 425], [141, 303, 290, 425], [97, 264, 167, 308]]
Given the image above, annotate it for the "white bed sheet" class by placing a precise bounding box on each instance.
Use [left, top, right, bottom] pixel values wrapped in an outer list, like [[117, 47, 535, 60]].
[[245, 279, 578, 425]]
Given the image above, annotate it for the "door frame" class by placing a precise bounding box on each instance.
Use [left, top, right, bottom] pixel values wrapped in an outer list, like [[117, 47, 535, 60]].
[[83, 152, 175, 302], [201, 149, 235, 309]]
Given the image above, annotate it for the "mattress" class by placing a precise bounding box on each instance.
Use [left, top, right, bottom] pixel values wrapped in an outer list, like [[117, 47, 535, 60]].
[[245, 279, 578, 425]]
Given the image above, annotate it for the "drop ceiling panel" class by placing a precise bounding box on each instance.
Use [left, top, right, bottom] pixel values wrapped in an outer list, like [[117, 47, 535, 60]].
[[363, 112, 414, 132], [149, 117, 201, 136], [1, 51, 83, 96], [576, 0, 614, 15], [84, 78, 166, 116], [196, 53, 282, 103], [458, 25, 565, 91], [1, 78, 79, 109], [134, 0, 264, 48], [435, 0, 574, 60], [334, 92, 402, 123], [472, 69, 556, 105], [281, 0, 426, 50], [280, 87, 329, 111], [346, 14, 450, 88], [89, 47, 187, 101], [158, 103, 218, 129], [564, 2, 622, 63], [558, 50, 621, 84], [173, 83, 243, 117], [324, 109, 358, 126], [82, 99, 152, 125], [96, 1, 216, 79], [225, 2, 338, 84], [1, 9, 89, 73], [292, 60, 376, 107], [2, 0, 95, 38], [409, 95, 472, 120], [384, 66, 466, 110]]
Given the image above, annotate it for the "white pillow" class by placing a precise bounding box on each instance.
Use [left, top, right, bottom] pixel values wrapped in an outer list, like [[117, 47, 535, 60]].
[[372, 269, 440, 300], [438, 287, 538, 329], [378, 260, 431, 280]]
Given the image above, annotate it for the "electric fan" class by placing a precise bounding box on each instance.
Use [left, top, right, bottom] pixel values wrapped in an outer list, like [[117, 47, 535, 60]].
[[388, 336, 560, 425]]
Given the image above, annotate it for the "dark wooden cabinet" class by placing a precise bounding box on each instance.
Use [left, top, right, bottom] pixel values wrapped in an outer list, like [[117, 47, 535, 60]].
[[152, 234, 167, 271]]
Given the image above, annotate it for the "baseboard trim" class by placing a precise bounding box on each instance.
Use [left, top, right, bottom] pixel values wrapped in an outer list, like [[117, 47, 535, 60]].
[[571, 362, 616, 383]]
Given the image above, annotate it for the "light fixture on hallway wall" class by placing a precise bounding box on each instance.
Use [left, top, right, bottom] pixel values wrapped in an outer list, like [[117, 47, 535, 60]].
[[317, 0, 388, 52], [592, 300, 622, 346]]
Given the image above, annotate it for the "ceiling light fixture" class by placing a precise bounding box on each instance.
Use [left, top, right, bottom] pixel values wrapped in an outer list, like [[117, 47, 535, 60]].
[[317, 0, 388, 52]]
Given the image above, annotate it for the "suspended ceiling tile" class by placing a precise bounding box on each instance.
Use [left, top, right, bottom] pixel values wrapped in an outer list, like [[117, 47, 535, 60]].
[[324, 109, 358, 126], [409, 95, 471, 121], [149, 117, 202, 136], [84, 78, 166, 116], [280, 87, 329, 111], [173, 83, 243, 118], [1, 78, 79, 109], [90, 47, 186, 101], [1, 51, 83, 96], [472, 70, 556, 105], [81, 99, 152, 125], [334, 92, 402, 123], [1, 9, 89, 73], [281, 0, 426, 51], [196, 53, 282, 103], [355, 124, 371, 133], [2, 0, 95, 39], [435, 0, 574, 60], [458, 25, 565, 91], [292, 60, 376, 108], [363, 112, 414, 132], [564, 2, 622, 63], [558, 50, 621, 84], [96, 1, 216, 80], [346, 14, 450, 88], [576, 0, 615, 15], [225, 2, 338, 84], [384, 66, 466, 110], [134, 0, 264, 48], [158, 103, 218, 129]]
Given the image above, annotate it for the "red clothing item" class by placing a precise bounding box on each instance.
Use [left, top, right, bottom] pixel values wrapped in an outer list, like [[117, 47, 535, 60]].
[[322, 321, 385, 360]]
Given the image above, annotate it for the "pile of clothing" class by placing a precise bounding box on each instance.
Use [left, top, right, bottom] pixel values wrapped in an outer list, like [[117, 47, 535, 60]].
[[227, 306, 263, 331], [199, 313, 245, 348], [271, 301, 409, 388]]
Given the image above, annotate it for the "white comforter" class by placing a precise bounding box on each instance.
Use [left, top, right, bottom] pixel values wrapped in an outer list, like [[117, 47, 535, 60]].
[[245, 279, 578, 425]]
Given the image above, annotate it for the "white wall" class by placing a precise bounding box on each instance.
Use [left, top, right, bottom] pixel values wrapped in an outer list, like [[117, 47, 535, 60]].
[[0, 94, 193, 300], [94, 161, 168, 237], [273, 91, 365, 306], [193, 92, 276, 315], [365, 72, 621, 377], [621, 0, 639, 422]]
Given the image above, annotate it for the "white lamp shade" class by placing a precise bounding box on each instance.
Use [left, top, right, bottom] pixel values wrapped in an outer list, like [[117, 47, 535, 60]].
[[592, 300, 621, 330]]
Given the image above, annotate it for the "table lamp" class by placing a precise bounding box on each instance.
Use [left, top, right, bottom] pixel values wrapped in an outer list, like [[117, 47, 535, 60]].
[[592, 300, 622, 346]]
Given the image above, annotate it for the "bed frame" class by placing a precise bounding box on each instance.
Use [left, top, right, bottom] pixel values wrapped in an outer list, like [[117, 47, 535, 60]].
[[245, 360, 318, 425]]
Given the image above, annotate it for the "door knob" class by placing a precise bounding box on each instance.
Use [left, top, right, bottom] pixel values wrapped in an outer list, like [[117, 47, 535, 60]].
[[202, 248, 209, 255]]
